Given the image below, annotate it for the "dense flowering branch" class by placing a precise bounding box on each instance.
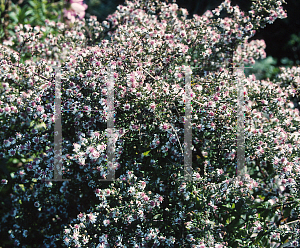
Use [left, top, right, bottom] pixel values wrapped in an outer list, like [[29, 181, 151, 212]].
[[0, 0, 299, 247]]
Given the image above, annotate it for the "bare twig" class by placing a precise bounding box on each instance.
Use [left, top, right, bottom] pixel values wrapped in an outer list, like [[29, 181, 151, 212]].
[[283, 219, 300, 226]]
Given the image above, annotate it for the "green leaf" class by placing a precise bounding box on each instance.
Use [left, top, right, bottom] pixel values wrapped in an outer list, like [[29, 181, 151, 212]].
[[29, 120, 35, 128], [283, 207, 292, 218], [255, 231, 265, 243], [260, 209, 270, 218], [35, 122, 46, 130], [12, 158, 19, 164], [29, 0, 36, 8], [227, 217, 239, 231], [19, 184, 25, 192], [143, 150, 151, 156], [25, 9, 33, 16], [41, 1, 46, 13], [235, 200, 243, 212], [153, 214, 161, 220], [8, 12, 18, 23], [19, 7, 29, 21]]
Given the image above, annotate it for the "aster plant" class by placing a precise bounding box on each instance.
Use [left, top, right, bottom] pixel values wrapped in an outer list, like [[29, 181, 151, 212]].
[[0, 0, 300, 247]]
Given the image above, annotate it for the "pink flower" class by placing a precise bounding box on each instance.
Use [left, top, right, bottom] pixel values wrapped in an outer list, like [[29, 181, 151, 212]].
[[123, 103, 130, 110], [150, 102, 156, 110], [103, 219, 110, 226], [162, 123, 169, 130], [64, 0, 88, 23]]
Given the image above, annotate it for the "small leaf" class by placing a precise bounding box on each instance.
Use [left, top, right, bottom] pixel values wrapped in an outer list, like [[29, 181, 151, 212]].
[[35, 122, 46, 130], [29, 0, 36, 7], [25, 9, 33, 16], [255, 231, 265, 243], [283, 207, 292, 218], [19, 184, 25, 191], [8, 12, 18, 23], [235, 200, 243, 211], [29, 120, 35, 128], [143, 150, 151, 156], [227, 219, 239, 232], [153, 214, 161, 220], [12, 158, 19, 164]]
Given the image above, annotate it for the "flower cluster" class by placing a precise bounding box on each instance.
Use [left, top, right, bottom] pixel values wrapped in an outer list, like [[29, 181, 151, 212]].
[[0, 0, 299, 247]]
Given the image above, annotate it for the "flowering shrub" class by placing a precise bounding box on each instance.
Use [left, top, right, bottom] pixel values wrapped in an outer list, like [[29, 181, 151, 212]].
[[0, 0, 300, 247], [276, 66, 300, 113]]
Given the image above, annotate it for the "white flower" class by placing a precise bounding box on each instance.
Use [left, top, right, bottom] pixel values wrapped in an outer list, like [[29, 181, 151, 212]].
[[268, 198, 276, 206], [73, 143, 81, 153], [193, 172, 201, 181], [103, 219, 110, 226], [123, 103, 130, 110], [78, 157, 85, 165], [1, 179, 8, 184], [87, 212, 97, 224], [128, 186, 136, 196], [90, 151, 100, 159], [45, 181, 52, 188], [138, 180, 147, 190], [97, 143, 106, 151], [77, 213, 86, 222]]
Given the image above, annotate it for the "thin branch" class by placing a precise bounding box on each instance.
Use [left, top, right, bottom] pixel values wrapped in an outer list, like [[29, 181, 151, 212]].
[[271, 201, 296, 209], [282, 219, 300, 226]]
